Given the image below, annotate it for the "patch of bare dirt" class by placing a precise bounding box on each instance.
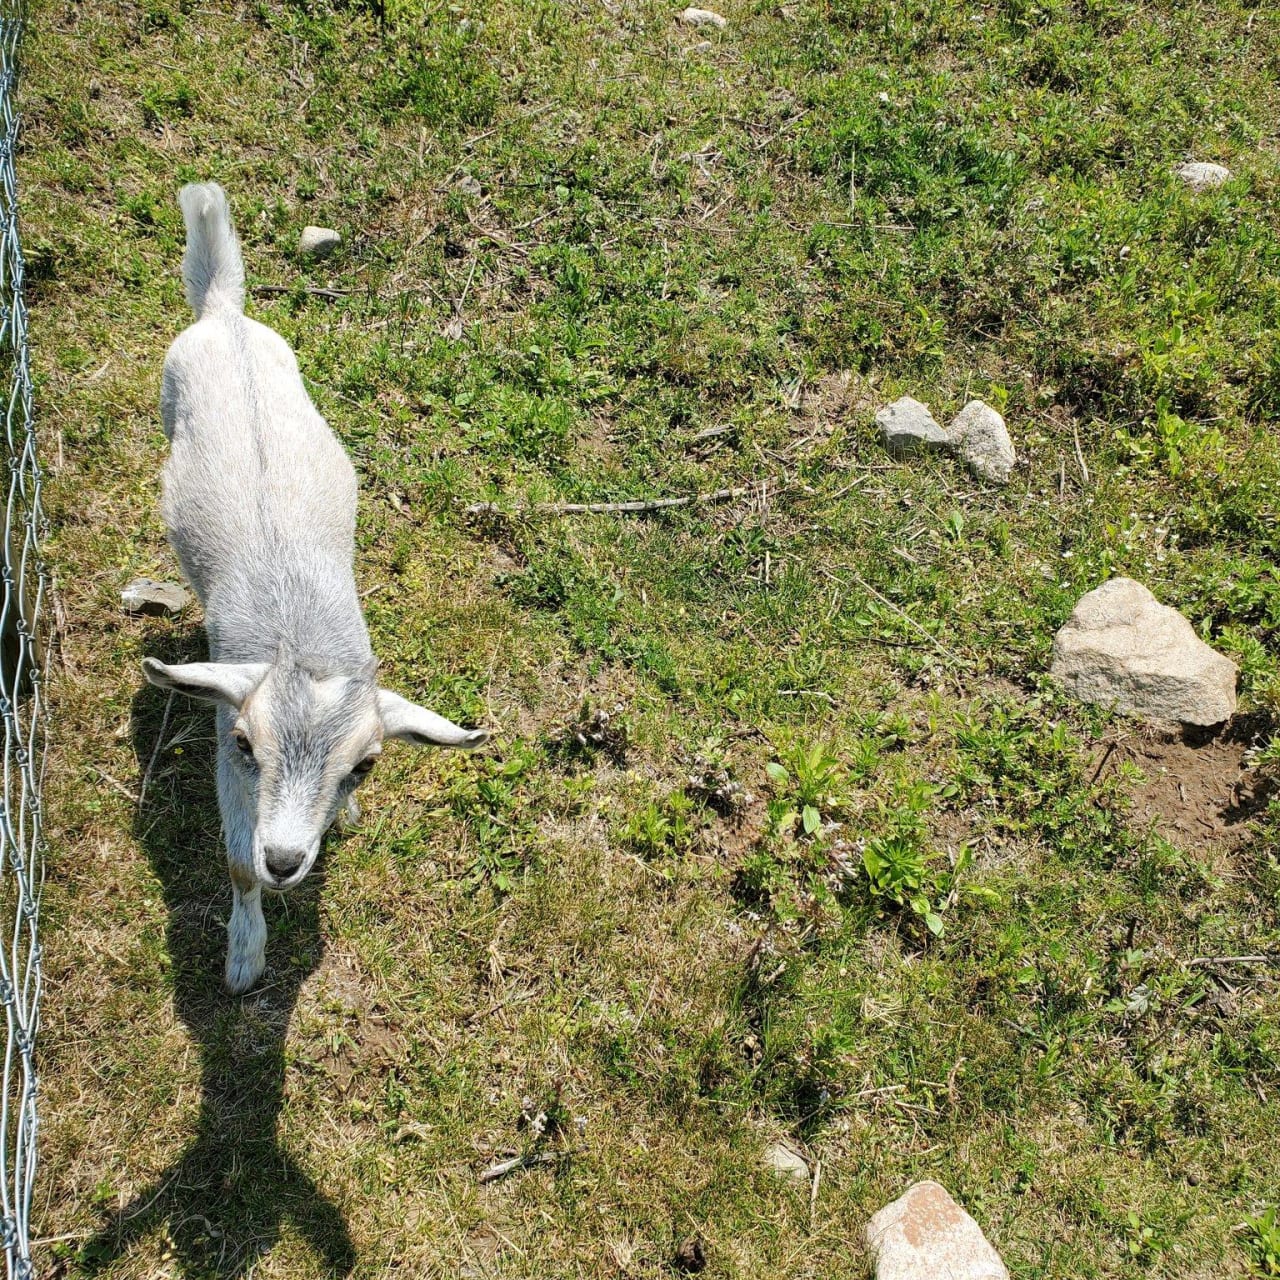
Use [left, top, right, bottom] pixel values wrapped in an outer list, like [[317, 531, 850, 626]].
[[297, 951, 408, 1095], [705, 795, 769, 863], [797, 369, 878, 431], [1107, 721, 1275, 849]]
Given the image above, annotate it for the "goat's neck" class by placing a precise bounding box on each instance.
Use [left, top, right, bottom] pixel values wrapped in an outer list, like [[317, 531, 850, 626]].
[[204, 546, 373, 669]]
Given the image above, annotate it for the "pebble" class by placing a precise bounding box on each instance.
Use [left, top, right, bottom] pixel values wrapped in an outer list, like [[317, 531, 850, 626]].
[[299, 226, 341, 259], [678, 6, 727, 27], [763, 1140, 809, 1183]]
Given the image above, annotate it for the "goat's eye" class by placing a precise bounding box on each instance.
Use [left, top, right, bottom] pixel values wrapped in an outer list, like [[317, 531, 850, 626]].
[[351, 755, 378, 779], [232, 729, 255, 758]]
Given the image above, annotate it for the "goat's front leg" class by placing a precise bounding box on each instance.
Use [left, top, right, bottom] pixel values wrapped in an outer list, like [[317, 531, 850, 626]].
[[218, 730, 266, 994]]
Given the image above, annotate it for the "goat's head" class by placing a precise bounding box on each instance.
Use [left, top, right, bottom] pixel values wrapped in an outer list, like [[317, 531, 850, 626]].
[[141, 654, 487, 889]]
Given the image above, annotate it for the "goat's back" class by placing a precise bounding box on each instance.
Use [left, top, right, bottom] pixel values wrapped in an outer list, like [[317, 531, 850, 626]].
[[159, 311, 358, 607]]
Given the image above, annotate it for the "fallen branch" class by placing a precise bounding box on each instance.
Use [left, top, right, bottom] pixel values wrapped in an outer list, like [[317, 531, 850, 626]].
[[1187, 954, 1278, 968], [465, 486, 750, 518]]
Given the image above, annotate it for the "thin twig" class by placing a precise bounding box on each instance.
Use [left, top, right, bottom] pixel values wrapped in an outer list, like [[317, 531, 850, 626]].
[[847, 571, 966, 669], [809, 1159, 822, 1227], [1187, 954, 1277, 968], [455, 256, 479, 315], [1090, 741, 1117, 785], [1072, 422, 1090, 488], [688, 424, 734, 444], [465, 486, 751, 518], [252, 284, 352, 301], [91, 766, 140, 805], [138, 691, 175, 811], [477, 1151, 562, 1184]]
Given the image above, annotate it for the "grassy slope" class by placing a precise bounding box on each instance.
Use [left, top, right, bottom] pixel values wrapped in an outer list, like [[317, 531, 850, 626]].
[[24, 0, 1280, 1276]]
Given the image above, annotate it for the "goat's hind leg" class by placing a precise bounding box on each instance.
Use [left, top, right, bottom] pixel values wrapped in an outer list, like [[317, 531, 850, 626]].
[[218, 740, 266, 994]]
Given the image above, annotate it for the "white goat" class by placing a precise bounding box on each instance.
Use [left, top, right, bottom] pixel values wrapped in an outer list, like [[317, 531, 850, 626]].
[[145, 183, 487, 994]]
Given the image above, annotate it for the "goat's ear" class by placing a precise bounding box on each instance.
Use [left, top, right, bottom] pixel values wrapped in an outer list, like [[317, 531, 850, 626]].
[[377, 689, 489, 749], [142, 658, 268, 709]]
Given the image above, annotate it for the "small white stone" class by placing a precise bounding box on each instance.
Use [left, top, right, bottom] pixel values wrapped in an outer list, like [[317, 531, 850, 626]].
[[678, 6, 727, 27], [866, 1182, 1008, 1280], [763, 1141, 809, 1183], [456, 174, 483, 198], [299, 226, 341, 259], [875, 396, 949, 457], [1175, 161, 1231, 191], [1050, 577, 1237, 727], [947, 399, 1016, 485]]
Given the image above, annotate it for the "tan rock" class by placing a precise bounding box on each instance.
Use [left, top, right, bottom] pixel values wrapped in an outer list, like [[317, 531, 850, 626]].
[[865, 1181, 1007, 1280], [1050, 577, 1236, 726]]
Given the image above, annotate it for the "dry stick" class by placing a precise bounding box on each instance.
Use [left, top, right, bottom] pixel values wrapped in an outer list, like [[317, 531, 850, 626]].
[[1072, 422, 1090, 487], [252, 284, 352, 302], [465, 485, 751, 518], [1187, 954, 1277, 968], [91, 766, 140, 805], [138, 691, 175, 812], [809, 1159, 822, 1228], [848, 571, 966, 669], [477, 1151, 561, 1184], [689, 424, 734, 444]]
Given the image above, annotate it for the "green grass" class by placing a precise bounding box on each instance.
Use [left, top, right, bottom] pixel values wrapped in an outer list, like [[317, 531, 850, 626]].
[[26, 0, 1280, 1276]]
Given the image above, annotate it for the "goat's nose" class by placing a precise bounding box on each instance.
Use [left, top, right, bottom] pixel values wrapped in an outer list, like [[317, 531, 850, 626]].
[[263, 845, 306, 881]]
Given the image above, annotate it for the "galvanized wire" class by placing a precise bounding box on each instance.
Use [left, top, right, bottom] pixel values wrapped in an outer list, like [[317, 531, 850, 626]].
[[0, 3, 46, 1277]]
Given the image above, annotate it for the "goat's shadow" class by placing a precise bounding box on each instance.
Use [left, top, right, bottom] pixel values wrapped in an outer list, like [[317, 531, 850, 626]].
[[78, 627, 355, 1278]]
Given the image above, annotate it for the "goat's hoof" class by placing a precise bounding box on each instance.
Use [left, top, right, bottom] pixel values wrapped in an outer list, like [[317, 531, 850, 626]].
[[225, 950, 265, 995]]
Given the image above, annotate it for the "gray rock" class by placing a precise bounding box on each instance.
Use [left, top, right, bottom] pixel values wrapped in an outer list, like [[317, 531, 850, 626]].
[[456, 174, 483, 198], [678, 6, 727, 27], [948, 399, 1016, 484], [763, 1140, 809, 1183], [1050, 577, 1237, 726], [122, 578, 192, 616], [299, 226, 341, 259], [865, 1182, 1008, 1280], [875, 396, 949, 457], [1175, 161, 1231, 191]]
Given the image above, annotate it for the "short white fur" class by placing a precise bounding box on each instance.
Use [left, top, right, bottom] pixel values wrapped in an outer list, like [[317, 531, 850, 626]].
[[145, 183, 487, 994]]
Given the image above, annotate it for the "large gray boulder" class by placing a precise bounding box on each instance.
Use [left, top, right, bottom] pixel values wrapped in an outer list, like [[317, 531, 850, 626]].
[[948, 400, 1016, 484], [876, 396, 949, 457], [1050, 578, 1237, 726], [865, 1181, 1008, 1280]]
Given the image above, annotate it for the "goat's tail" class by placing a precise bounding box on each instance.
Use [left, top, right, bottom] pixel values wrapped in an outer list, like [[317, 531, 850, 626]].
[[177, 182, 245, 317]]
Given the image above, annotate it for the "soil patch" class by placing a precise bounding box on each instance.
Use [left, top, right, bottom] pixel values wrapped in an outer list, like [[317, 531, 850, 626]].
[[1110, 720, 1275, 849]]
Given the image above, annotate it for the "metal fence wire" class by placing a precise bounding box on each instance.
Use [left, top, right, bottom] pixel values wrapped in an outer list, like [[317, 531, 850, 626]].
[[0, 4, 45, 1277]]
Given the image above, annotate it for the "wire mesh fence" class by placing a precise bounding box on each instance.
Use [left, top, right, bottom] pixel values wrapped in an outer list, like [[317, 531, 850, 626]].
[[0, 2, 46, 1276]]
